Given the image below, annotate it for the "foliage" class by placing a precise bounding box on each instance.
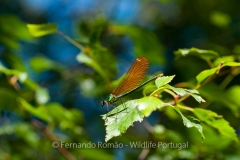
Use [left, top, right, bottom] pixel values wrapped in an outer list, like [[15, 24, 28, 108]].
[[1, 1, 240, 159]]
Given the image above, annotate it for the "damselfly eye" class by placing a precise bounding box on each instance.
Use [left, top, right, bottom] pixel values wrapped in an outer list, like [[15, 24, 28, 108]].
[[101, 101, 105, 106]]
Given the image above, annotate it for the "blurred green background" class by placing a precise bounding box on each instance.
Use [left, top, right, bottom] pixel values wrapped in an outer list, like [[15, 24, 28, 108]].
[[0, 0, 240, 159]]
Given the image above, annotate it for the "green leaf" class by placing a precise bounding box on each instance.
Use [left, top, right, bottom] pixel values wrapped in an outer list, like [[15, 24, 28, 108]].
[[0, 122, 40, 148], [46, 103, 83, 122], [165, 85, 186, 96], [0, 34, 19, 49], [188, 124, 232, 150], [189, 94, 206, 103], [46, 103, 83, 130], [30, 56, 65, 73], [0, 15, 32, 40], [102, 100, 144, 142], [194, 108, 238, 142], [0, 88, 17, 111], [1, 123, 39, 148], [76, 53, 108, 82], [2, 50, 26, 71], [0, 124, 15, 135], [227, 85, 240, 106], [196, 68, 218, 83], [184, 89, 199, 94], [166, 85, 205, 103], [89, 18, 108, 43], [198, 82, 239, 115], [17, 98, 50, 122], [0, 63, 28, 82], [155, 75, 175, 88], [196, 62, 240, 84], [137, 97, 164, 117], [171, 105, 205, 139], [15, 123, 40, 148], [224, 62, 240, 67], [210, 11, 231, 28], [86, 44, 117, 78], [233, 44, 240, 55], [174, 47, 219, 60], [27, 24, 57, 37], [0, 15, 32, 49], [23, 78, 39, 91], [213, 56, 235, 67]]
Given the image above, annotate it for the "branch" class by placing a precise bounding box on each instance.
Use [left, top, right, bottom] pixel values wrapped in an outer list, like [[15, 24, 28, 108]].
[[177, 66, 239, 103], [142, 119, 154, 133], [138, 148, 150, 160], [32, 120, 76, 160]]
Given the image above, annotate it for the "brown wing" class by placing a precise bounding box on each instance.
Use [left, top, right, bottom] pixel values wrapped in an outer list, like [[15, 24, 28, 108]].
[[112, 57, 149, 96]]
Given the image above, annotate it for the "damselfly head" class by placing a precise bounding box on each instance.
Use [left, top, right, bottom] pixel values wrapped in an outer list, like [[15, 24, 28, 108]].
[[101, 100, 107, 107]]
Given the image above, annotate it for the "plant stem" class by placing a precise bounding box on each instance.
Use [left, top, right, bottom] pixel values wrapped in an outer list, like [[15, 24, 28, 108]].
[[163, 89, 178, 98], [206, 59, 214, 68], [177, 104, 194, 112], [150, 87, 164, 96], [219, 73, 234, 89], [57, 31, 85, 51]]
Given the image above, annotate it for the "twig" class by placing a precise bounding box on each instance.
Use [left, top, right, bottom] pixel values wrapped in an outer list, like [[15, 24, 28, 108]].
[[8, 75, 21, 90], [57, 30, 111, 87], [142, 119, 154, 133], [150, 87, 164, 96], [177, 104, 194, 112], [163, 89, 179, 102], [177, 66, 239, 103], [32, 120, 76, 160], [57, 31, 85, 51], [198, 69, 238, 108], [138, 148, 150, 160], [173, 82, 191, 88], [206, 59, 214, 68], [219, 73, 234, 89]]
